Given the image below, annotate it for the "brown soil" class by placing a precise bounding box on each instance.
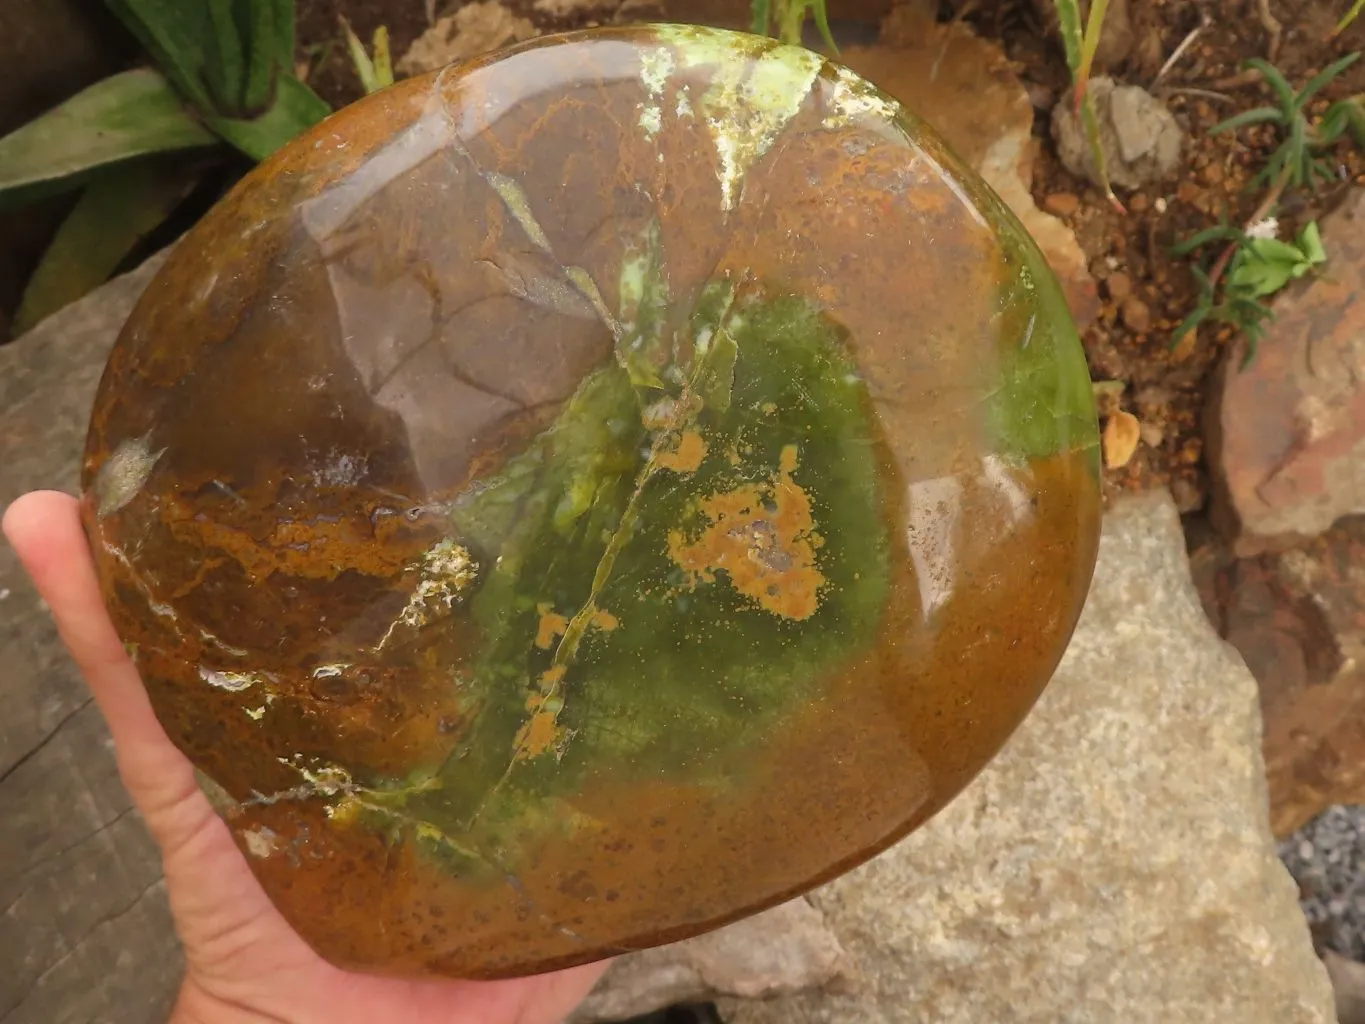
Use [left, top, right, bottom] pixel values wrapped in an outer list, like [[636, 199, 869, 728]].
[[985, 0, 1365, 509], [295, 0, 1365, 513]]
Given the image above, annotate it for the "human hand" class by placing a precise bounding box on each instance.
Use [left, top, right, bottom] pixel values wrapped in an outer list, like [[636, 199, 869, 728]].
[[3, 491, 609, 1024]]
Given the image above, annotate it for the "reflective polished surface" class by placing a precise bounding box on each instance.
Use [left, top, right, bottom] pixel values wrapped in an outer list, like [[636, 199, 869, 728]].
[[81, 25, 1101, 979]]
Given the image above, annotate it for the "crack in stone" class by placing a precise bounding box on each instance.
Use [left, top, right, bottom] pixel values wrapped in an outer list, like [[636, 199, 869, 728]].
[[0, 696, 94, 786]]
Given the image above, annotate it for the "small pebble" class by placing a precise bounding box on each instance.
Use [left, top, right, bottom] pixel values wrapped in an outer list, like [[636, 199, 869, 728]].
[[1155, 196, 1169, 213], [1120, 296, 1152, 333], [1106, 272, 1132, 302], [1044, 192, 1081, 217]]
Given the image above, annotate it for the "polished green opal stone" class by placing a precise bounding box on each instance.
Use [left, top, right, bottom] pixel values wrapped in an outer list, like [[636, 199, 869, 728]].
[[81, 24, 1101, 980]]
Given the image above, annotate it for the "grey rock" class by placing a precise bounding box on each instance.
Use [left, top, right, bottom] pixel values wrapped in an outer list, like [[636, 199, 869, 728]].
[[1052, 77, 1183, 189], [1324, 951, 1365, 1024], [695, 493, 1326, 1023], [0, 253, 182, 1022], [571, 898, 853, 1022]]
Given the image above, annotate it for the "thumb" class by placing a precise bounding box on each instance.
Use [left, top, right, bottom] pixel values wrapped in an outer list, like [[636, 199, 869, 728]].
[[3, 491, 214, 857]]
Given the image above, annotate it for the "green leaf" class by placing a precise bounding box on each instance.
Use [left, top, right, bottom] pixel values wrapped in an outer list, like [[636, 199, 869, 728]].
[[209, 75, 330, 161], [1210, 106, 1283, 133], [105, 0, 216, 112], [1298, 221, 1326, 263], [1229, 256, 1295, 298], [272, 0, 297, 73], [13, 161, 199, 336], [1294, 51, 1361, 114], [206, 0, 247, 111], [1247, 237, 1306, 263], [0, 70, 216, 206], [1322, 95, 1365, 145], [241, 0, 282, 112]]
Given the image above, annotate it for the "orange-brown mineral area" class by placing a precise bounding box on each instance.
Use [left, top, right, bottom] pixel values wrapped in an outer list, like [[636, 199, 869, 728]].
[[80, 25, 1101, 980]]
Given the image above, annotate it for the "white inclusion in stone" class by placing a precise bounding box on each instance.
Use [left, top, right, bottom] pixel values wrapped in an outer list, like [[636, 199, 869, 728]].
[[823, 64, 900, 130], [94, 433, 165, 518], [639, 104, 663, 138], [199, 667, 264, 692], [905, 475, 964, 620], [638, 46, 674, 140], [376, 539, 478, 650], [241, 827, 280, 859], [651, 26, 823, 210]]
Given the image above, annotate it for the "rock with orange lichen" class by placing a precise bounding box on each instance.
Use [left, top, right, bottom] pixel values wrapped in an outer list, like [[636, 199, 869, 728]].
[[80, 25, 1100, 982]]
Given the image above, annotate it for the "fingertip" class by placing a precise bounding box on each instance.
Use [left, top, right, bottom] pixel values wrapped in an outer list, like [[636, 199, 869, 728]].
[[3, 490, 83, 557]]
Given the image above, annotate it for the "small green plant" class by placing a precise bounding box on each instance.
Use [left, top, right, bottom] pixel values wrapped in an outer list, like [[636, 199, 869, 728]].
[[0, 0, 330, 336], [341, 18, 395, 95], [750, 0, 838, 51], [1172, 220, 1327, 365], [1055, 0, 1122, 211], [1210, 53, 1363, 188], [1173, 53, 1361, 365]]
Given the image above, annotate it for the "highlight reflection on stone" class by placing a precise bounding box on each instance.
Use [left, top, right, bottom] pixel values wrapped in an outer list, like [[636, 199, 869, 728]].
[[81, 25, 1101, 980]]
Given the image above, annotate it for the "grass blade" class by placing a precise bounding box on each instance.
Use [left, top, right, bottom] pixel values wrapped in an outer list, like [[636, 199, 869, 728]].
[[1170, 306, 1209, 349], [13, 161, 199, 335], [1054, 0, 1121, 209], [1294, 51, 1362, 113], [1074, 0, 1111, 106], [1055, 0, 1084, 72], [1333, 0, 1365, 36], [750, 0, 772, 35], [342, 19, 394, 95], [342, 17, 379, 94], [809, 0, 839, 54], [1080, 90, 1124, 211], [1246, 57, 1297, 113], [1210, 106, 1282, 133], [1172, 224, 1246, 254], [373, 27, 393, 88]]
